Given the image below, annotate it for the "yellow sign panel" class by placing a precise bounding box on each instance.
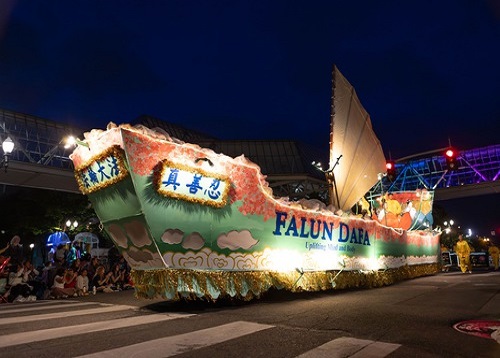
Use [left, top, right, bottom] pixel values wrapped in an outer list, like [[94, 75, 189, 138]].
[[154, 159, 230, 208], [74, 146, 129, 195]]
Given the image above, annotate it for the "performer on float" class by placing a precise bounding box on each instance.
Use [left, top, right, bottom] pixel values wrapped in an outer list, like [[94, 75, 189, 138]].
[[488, 242, 500, 270], [359, 196, 371, 218], [399, 200, 415, 230], [455, 233, 472, 273], [384, 192, 401, 228]]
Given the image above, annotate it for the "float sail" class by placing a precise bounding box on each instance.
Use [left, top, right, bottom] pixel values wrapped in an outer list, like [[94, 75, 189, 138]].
[[329, 65, 387, 211]]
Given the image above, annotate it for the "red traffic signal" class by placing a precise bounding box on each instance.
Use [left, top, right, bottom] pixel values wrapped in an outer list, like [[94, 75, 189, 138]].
[[445, 148, 455, 158], [444, 147, 458, 171], [386, 160, 396, 180]]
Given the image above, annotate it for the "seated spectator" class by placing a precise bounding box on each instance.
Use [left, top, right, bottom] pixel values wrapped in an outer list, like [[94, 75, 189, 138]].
[[50, 267, 76, 298], [117, 256, 133, 289], [70, 258, 83, 273], [64, 268, 78, 290], [86, 257, 100, 282], [91, 265, 115, 293], [22, 260, 46, 300], [75, 269, 89, 296], [40, 261, 55, 285], [39, 261, 55, 299], [109, 263, 126, 290], [2, 264, 34, 302]]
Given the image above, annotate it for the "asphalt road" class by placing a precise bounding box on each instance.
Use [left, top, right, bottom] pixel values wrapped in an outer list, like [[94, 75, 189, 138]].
[[0, 269, 499, 357]]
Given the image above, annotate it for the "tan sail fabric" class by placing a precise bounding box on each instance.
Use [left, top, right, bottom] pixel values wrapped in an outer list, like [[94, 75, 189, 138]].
[[329, 66, 387, 211]]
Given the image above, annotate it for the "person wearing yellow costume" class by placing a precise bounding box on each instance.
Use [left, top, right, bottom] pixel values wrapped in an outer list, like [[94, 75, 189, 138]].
[[359, 196, 371, 217], [488, 243, 499, 270], [385, 193, 401, 215], [455, 234, 471, 273]]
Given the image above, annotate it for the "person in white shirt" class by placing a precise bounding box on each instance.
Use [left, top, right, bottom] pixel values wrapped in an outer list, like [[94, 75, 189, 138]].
[[50, 267, 76, 298], [76, 268, 90, 296]]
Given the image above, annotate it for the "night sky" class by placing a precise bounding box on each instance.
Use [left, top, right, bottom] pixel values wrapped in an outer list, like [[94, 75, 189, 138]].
[[1, 1, 499, 237]]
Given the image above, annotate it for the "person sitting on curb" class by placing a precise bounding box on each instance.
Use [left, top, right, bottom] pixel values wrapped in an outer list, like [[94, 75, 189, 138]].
[[50, 267, 76, 298], [75, 269, 90, 296], [91, 265, 116, 293]]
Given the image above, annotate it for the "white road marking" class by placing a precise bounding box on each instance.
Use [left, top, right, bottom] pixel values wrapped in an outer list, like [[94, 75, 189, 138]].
[[0, 304, 135, 325], [296, 337, 401, 358], [0, 301, 99, 314], [0, 313, 194, 348], [75, 320, 274, 358]]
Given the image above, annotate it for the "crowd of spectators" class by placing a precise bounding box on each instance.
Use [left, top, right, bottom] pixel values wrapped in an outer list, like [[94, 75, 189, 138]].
[[0, 235, 132, 303]]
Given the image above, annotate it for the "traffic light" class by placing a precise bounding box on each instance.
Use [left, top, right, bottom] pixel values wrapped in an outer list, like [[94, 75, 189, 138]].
[[444, 148, 458, 171], [386, 160, 396, 181]]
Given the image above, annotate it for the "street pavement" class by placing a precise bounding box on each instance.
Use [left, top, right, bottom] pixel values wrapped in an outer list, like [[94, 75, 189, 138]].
[[0, 269, 499, 357]]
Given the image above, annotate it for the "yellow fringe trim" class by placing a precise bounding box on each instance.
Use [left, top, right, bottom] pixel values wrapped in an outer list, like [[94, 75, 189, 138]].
[[131, 264, 438, 302]]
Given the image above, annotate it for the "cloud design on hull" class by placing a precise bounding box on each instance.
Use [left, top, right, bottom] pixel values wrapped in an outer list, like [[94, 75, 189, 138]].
[[217, 230, 258, 250], [107, 224, 128, 248], [161, 229, 184, 244], [182, 232, 205, 250], [123, 220, 152, 247], [122, 247, 165, 268]]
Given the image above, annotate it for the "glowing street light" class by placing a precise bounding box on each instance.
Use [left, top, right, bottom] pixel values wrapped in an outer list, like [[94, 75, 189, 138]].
[[311, 161, 324, 171], [0, 137, 15, 172], [66, 219, 78, 230], [443, 219, 455, 234], [64, 135, 89, 148]]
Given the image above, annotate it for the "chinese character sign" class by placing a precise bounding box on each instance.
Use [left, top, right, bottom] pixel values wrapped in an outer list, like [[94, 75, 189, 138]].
[[74, 146, 129, 195], [155, 160, 230, 208]]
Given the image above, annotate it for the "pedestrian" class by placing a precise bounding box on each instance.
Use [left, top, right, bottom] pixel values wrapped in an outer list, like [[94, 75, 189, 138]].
[[3, 235, 24, 268], [66, 242, 78, 268], [440, 243, 450, 272], [54, 244, 66, 266], [47, 245, 56, 263], [488, 242, 499, 270], [455, 233, 471, 273]]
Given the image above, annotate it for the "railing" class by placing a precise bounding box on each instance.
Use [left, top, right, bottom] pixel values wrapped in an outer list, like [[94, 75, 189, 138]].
[[2, 108, 499, 200], [368, 144, 500, 199]]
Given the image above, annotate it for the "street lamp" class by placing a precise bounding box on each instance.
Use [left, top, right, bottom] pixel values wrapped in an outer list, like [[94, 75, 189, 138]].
[[0, 137, 15, 172], [66, 219, 78, 230], [443, 220, 454, 234], [64, 135, 89, 148]]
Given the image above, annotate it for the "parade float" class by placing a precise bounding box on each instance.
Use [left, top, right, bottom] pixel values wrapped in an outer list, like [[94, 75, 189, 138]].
[[69, 66, 441, 301]]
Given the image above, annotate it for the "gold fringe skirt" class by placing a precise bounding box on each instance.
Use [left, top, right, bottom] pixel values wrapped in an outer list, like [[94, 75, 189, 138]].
[[131, 264, 439, 301]]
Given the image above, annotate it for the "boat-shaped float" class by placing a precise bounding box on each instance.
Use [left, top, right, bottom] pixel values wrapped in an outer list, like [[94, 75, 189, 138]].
[[70, 67, 440, 301]]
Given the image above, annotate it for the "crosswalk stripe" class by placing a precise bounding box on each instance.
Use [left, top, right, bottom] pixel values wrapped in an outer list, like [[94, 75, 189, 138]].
[[0, 313, 195, 348], [296, 337, 401, 358], [0, 304, 135, 325], [0, 301, 99, 314], [75, 320, 274, 358], [0, 300, 63, 309]]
